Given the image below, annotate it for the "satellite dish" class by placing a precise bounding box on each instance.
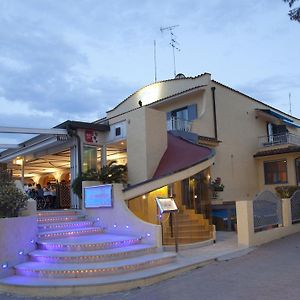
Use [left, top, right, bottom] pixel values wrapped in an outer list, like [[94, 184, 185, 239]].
[[175, 73, 186, 79]]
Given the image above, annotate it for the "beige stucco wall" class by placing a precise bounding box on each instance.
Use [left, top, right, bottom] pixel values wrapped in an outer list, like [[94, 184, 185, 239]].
[[126, 107, 167, 184], [256, 153, 300, 193], [100, 74, 300, 203], [106, 73, 211, 119]]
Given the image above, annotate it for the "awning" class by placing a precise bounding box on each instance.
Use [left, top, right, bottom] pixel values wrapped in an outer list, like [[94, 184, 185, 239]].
[[283, 119, 300, 128], [257, 109, 293, 122], [256, 109, 300, 128]]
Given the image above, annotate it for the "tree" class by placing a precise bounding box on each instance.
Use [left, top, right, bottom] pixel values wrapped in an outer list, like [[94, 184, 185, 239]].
[[283, 0, 300, 22]]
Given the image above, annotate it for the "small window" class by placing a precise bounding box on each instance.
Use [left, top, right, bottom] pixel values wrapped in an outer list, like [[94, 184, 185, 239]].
[[264, 160, 288, 184], [115, 127, 121, 136]]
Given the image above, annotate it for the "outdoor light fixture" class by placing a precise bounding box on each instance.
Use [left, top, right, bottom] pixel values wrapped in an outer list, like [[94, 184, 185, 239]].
[[18, 251, 24, 255], [30, 239, 35, 244], [146, 233, 151, 237], [1, 263, 8, 269], [142, 195, 146, 199], [113, 224, 117, 228], [126, 225, 129, 229]]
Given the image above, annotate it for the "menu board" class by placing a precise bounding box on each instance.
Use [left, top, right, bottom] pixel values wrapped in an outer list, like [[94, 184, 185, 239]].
[[84, 184, 113, 208], [156, 197, 178, 214]]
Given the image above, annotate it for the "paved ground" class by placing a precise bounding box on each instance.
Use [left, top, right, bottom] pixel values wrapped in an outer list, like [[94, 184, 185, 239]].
[[2, 232, 300, 300]]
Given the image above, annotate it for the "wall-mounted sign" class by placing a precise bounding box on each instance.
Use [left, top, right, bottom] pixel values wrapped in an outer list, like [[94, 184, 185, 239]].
[[84, 184, 113, 208], [156, 197, 178, 214], [84, 130, 99, 144]]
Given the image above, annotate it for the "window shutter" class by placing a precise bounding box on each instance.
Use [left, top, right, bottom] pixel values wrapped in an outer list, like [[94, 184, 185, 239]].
[[187, 104, 197, 121]]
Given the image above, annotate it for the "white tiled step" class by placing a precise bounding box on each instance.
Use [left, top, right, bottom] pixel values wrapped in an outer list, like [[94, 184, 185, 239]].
[[15, 252, 176, 278], [38, 220, 94, 232], [38, 234, 142, 251], [30, 244, 157, 263], [37, 227, 104, 240], [37, 215, 85, 224]]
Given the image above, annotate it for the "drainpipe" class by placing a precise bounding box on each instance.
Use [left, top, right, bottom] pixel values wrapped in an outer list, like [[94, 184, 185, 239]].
[[67, 127, 82, 176], [211, 87, 218, 140]]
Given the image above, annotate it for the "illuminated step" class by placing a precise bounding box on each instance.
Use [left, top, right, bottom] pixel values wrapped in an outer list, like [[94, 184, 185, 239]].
[[15, 252, 176, 278], [37, 234, 142, 251], [37, 215, 85, 224], [38, 221, 94, 232], [29, 244, 157, 263], [37, 210, 80, 218], [37, 227, 104, 240]]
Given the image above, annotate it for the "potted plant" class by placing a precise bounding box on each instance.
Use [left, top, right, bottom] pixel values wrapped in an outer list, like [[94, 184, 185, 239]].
[[0, 170, 28, 217], [71, 161, 127, 199], [210, 177, 224, 192]]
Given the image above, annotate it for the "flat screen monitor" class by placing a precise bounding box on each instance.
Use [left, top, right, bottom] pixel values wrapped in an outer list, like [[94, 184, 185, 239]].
[[84, 184, 113, 208]]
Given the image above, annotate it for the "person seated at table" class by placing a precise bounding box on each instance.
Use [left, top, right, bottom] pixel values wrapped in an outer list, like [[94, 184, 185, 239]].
[[35, 184, 44, 199]]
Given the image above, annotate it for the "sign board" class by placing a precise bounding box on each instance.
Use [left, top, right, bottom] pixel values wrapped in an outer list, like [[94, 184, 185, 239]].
[[84, 184, 113, 208], [156, 197, 178, 214]]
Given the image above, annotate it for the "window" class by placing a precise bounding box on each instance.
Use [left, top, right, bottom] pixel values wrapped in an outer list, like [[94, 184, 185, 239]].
[[167, 104, 197, 121], [83, 145, 97, 173], [115, 127, 121, 136], [264, 160, 288, 184]]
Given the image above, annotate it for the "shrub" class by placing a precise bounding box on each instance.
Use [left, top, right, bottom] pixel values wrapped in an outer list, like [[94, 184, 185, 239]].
[[0, 170, 28, 217], [71, 162, 127, 199], [275, 185, 300, 198]]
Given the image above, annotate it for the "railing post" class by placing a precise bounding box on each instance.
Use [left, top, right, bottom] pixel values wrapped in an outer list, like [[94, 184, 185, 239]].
[[282, 198, 292, 227], [236, 200, 254, 247]]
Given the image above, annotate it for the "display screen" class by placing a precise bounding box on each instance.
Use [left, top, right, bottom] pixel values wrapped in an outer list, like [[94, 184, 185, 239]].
[[84, 184, 113, 208]]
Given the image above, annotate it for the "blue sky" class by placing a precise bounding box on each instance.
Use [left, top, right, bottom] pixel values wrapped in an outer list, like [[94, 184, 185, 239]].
[[0, 0, 299, 144]]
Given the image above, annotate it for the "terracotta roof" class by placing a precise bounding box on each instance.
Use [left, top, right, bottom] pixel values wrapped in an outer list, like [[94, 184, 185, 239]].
[[153, 133, 214, 179], [254, 146, 300, 157]]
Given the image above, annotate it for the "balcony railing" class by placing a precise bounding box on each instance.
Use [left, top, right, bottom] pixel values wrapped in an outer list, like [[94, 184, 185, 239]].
[[167, 117, 192, 132], [258, 133, 300, 148]]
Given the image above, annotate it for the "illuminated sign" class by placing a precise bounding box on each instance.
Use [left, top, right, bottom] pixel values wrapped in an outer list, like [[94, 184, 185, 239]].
[[156, 197, 178, 214], [84, 185, 113, 208]]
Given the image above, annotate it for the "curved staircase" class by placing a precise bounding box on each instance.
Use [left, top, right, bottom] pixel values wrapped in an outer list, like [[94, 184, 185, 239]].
[[0, 210, 176, 295], [163, 208, 213, 245]]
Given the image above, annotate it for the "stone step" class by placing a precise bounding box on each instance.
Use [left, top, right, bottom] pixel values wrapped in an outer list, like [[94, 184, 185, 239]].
[[15, 252, 176, 278], [38, 220, 94, 232], [163, 224, 210, 231], [29, 244, 157, 263], [37, 234, 142, 251], [164, 228, 211, 235], [37, 214, 85, 224], [163, 236, 211, 244], [37, 227, 104, 240]]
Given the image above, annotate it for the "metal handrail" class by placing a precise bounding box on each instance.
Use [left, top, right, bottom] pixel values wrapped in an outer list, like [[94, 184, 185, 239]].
[[258, 133, 300, 148], [167, 117, 192, 132]]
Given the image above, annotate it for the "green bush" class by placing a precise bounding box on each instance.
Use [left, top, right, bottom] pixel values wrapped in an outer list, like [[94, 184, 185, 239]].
[[0, 171, 28, 217], [71, 162, 127, 199], [275, 185, 300, 198]]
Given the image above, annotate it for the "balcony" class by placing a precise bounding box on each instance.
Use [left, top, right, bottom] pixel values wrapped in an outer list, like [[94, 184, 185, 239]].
[[258, 133, 300, 148], [167, 117, 192, 132]]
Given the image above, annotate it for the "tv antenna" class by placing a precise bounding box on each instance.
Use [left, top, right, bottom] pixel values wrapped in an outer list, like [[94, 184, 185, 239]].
[[160, 25, 180, 77], [289, 92, 292, 115]]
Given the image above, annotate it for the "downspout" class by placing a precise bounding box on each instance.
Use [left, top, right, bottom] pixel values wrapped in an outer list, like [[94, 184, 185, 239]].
[[211, 87, 218, 140], [66, 127, 82, 176]]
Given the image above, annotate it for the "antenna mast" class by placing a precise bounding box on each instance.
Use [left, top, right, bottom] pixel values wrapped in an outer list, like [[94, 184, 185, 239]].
[[289, 92, 292, 115], [160, 25, 180, 77]]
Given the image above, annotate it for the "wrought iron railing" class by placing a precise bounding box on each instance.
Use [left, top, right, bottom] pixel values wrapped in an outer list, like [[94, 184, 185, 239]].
[[258, 133, 300, 148], [291, 190, 300, 224], [167, 117, 192, 132], [253, 190, 282, 231]]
